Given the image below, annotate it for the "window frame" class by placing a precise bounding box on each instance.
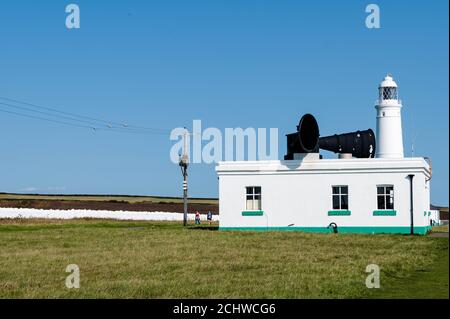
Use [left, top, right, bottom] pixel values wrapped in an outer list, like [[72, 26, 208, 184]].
[[245, 186, 262, 211], [331, 185, 349, 210], [377, 185, 395, 210]]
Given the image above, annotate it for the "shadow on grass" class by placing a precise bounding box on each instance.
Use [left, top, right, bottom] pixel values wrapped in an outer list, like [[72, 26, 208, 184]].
[[188, 226, 219, 231]]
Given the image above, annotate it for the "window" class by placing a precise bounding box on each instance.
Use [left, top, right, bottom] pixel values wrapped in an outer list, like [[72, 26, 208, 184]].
[[380, 87, 397, 100], [246, 186, 261, 211], [332, 186, 348, 210], [377, 185, 394, 210]]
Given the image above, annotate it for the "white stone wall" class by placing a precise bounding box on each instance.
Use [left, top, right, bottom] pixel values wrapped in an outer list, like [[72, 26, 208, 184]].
[[0, 208, 220, 222]]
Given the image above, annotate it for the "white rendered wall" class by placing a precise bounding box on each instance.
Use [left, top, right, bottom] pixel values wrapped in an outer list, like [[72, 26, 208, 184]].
[[217, 158, 431, 234]]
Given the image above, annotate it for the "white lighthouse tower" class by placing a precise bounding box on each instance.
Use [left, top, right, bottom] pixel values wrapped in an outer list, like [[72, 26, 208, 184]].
[[375, 74, 404, 158]]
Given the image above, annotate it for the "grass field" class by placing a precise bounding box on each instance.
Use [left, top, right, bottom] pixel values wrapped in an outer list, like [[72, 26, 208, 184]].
[[432, 225, 449, 233], [0, 193, 218, 205], [0, 219, 447, 299]]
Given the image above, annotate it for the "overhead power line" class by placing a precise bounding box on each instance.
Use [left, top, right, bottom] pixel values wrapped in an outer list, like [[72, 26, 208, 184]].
[[0, 108, 96, 130], [0, 101, 103, 128], [0, 108, 169, 136], [0, 96, 171, 135]]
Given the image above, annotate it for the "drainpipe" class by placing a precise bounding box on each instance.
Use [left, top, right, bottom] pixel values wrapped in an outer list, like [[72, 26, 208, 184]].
[[408, 175, 415, 235]]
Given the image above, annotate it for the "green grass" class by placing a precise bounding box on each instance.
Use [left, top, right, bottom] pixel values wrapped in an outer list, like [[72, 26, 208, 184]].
[[368, 237, 448, 298], [432, 225, 449, 233], [0, 219, 447, 299], [0, 193, 218, 205]]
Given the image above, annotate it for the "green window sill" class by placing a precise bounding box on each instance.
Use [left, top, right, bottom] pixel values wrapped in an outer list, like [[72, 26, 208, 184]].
[[373, 210, 397, 216], [242, 210, 264, 216], [328, 210, 351, 216]]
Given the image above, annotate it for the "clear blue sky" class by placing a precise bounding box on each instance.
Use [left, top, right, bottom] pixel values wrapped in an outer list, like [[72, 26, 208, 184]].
[[0, 0, 448, 205]]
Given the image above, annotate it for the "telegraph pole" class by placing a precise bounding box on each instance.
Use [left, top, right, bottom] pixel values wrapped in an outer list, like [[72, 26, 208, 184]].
[[179, 128, 189, 226]]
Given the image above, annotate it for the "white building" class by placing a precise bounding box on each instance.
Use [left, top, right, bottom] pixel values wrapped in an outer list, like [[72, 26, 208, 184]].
[[428, 210, 442, 226], [216, 75, 433, 235]]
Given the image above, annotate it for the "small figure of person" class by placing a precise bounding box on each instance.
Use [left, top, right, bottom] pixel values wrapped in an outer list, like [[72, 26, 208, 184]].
[[207, 211, 213, 226], [195, 211, 201, 225]]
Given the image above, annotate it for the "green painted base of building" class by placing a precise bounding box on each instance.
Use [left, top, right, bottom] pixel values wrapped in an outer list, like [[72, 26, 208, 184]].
[[219, 226, 432, 235]]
